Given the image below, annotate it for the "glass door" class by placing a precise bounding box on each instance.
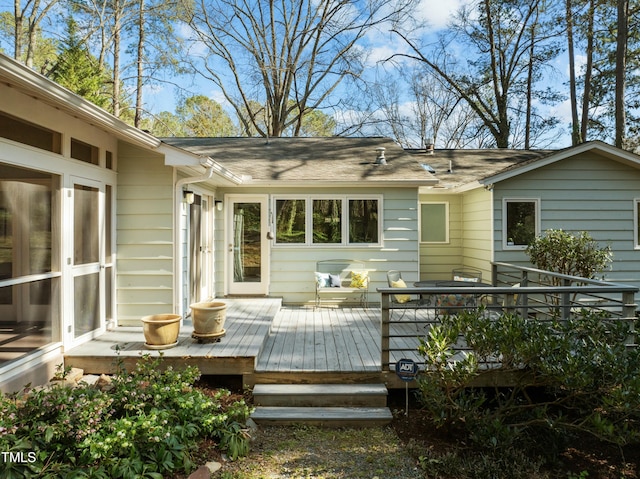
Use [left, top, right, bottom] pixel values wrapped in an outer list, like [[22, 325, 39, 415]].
[[71, 178, 104, 340], [226, 195, 269, 295]]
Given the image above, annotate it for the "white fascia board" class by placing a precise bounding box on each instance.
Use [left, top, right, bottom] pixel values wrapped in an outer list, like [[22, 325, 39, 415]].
[[243, 179, 439, 188], [158, 143, 244, 185], [480, 141, 640, 185], [0, 54, 160, 149]]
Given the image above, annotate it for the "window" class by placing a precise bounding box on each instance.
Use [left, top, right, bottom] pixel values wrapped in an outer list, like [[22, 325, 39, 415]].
[[420, 202, 448, 243], [275, 199, 306, 243], [504, 198, 539, 248], [313, 199, 342, 244], [634, 199, 640, 249], [0, 111, 61, 153], [0, 164, 61, 367], [349, 199, 379, 243], [71, 138, 99, 165], [274, 196, 381, 246]]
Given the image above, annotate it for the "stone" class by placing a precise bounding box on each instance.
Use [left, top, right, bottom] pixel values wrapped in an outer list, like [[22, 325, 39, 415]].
[[187, 465, 211, 479], [205, 461, 222, 473], [79, 374, 100, 386], [95, 374, 113, 391], [66, 367, 85, 383], [244, 418, 259, 442]]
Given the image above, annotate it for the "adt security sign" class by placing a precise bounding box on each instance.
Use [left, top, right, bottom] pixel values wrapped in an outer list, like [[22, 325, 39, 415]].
[[395, 358, 418, 382]]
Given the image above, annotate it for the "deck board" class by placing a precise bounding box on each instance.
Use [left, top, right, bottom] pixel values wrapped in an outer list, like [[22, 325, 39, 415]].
[[65, 300, 432, 381], [64, 298, 282, 375], [254, 306, 383, 373]]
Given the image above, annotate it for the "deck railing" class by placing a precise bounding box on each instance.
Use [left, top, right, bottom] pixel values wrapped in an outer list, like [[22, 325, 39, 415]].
[[377, 262, 638, 371]]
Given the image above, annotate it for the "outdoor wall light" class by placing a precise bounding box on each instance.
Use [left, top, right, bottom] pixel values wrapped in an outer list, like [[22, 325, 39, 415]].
[[215, 200, 223, 211], [184, 190, 195, 205]]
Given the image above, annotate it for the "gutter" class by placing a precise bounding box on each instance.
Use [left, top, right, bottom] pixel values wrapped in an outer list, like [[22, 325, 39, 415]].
[[0, 54, 160, 149], [172, 157, 216, 316]]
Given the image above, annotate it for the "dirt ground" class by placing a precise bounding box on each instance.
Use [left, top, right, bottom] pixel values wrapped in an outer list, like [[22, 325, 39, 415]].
[[183, 382, 639, 479]]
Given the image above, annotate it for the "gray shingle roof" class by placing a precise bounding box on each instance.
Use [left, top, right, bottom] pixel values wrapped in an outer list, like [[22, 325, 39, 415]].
[[162, 136, 557, 188], [161, 137, 438, 184], [406, 148, 554, 189]]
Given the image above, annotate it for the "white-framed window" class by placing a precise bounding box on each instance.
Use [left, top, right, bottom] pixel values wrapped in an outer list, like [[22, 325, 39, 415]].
[[634, 199, 640, 249], [503, 198, 540, 249], [273, 195, 382, 246], [420, 202, 449, 243]]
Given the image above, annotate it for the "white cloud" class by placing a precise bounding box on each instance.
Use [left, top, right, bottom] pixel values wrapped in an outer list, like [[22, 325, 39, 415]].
[[413, 0, 471, 31]]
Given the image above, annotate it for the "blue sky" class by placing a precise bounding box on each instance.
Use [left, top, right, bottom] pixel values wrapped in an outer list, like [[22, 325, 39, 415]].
[[141, 0, 573, 147]]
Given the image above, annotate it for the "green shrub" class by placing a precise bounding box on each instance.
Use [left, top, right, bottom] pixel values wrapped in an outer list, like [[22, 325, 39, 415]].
[[0, 354, 253, 478], [525, 229, 612, 281], [415, 308, 640, 456]]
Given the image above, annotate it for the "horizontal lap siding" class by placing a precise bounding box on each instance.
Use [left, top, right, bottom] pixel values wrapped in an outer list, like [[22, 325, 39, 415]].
[[117, 145, 174, 325], [419, 193, 462, 281], [277, 189, 419, 304], [419, 189, 493, 281], [218, 187, 420, 304], [493, 154, 640, 286], [462, 188, 493, 279]]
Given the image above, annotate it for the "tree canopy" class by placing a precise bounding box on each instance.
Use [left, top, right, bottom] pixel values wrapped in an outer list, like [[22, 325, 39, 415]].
[[3, 0, 640, 146], [179, 0, 412, 137]]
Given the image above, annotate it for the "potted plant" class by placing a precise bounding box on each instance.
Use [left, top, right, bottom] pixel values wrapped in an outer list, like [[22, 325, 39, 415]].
[[190, 301, 227, 340], [141, 313, 181, 349]]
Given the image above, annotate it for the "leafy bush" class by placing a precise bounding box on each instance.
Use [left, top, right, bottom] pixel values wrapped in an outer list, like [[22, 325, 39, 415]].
[[415, 308, 640, 456], [0, 355, 252, 478], [525, 229, 612, 280]]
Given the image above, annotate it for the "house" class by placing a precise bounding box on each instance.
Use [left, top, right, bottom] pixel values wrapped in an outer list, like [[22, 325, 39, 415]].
[[414, 142, 640, 289], [2, 48, 640, 393], [0, 54, 239, 391], [0, 53, 440, 392]]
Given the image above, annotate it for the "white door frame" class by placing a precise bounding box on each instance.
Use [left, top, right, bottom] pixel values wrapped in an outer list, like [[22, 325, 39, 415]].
[[65, 176, 105, 346], [225, 194, 269, 295]]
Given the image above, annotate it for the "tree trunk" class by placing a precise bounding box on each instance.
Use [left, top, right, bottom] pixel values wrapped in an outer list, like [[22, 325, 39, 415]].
[[525, 8, 538, 149], [113, 0, 121, 118], [13, 0, 22, 60], [566, 0, 581, 145], [615, 0, 627, 148], [580, 0, 595, 143], [135, 0, 145, 128]]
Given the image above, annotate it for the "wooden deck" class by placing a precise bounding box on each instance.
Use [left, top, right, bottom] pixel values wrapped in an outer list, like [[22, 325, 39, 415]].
[[65, 298, 283, 376], [65, 299, 426, 388]]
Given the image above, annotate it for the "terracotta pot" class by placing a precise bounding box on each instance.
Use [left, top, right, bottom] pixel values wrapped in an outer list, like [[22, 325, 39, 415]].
[[141, 314, 181, 349], [190, 302, 227, 335]]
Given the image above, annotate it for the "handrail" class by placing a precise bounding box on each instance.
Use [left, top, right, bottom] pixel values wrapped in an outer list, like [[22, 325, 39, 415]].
[[491, 261, 631, 287], [377, 265, 638, 373]]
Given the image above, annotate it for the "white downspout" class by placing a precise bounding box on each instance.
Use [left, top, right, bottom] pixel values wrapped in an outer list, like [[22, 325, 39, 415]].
[[173, 159, 215, 317]]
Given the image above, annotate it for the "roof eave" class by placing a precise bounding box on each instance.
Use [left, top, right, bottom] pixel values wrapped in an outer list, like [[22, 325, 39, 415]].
[[480, 141, 640, 185], [0, 54, 160, 150], [158, 143, 245, 186], [239, 179, 439, 188]]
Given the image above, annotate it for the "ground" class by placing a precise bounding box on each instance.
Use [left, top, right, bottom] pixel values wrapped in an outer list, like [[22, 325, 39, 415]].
[[179, 382, 639, 479]]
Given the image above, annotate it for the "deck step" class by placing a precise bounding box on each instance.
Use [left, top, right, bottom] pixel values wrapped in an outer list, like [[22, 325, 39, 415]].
[[251, 406, 393, 427], [252, 383, 388, 407]]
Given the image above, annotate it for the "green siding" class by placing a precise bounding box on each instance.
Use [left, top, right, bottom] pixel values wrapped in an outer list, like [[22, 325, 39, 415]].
[[493, 153, 640, 287], [117, 144, 174, 325], [419, 188, 493, 281], [215, 187, 420, 304], [419, 193, 461, 280]]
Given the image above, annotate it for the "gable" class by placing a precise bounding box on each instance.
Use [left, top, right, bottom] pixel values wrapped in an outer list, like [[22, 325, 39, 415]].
[[481, 141, 640, 186]]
